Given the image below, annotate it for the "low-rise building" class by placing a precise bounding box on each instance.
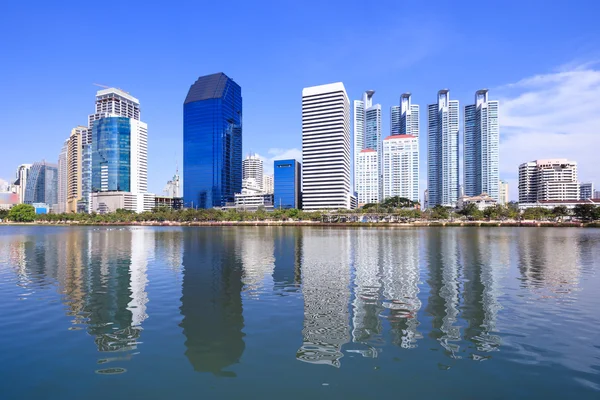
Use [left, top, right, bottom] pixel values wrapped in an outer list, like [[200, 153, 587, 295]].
[[91, 192, 155, 214], [457, 193, 497, 211], [154, 196, 183, 210], [518, 199, 600, 211]]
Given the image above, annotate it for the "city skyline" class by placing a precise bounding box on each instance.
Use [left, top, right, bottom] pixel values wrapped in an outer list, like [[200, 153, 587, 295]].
[[1, 1, 599, 202]]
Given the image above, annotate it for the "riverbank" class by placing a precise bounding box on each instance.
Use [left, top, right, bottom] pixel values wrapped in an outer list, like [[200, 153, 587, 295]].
[[2, 220, 599, 228]]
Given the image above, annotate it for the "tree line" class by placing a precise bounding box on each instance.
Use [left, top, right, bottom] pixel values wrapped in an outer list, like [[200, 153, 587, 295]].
[[1, 200, 599, 223]]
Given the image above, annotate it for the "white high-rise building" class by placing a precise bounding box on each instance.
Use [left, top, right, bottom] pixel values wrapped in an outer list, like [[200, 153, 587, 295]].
[[302, 82, 352, 210], [353, 90, 381, 199], [242, 154, 264, 190], [356, 149, 379, 205], [519, 159, 579, 202], [499, 180, 509, 205], [383, 135, 419, 202], [12, 164, 32, 204], [464, 89, 500, 200], [262, 174, 274, 194], [428, 90, 459, 207], [87, 87, 141, 142], [57, 139, 69, 213]]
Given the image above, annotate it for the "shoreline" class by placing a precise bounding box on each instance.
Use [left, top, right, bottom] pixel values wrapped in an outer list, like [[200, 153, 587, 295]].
[[1, 221, 599, 228]]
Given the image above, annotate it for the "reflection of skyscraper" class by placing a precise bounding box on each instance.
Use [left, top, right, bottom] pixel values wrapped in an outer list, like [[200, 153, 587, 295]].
[[381, 232, 422, 349], [425, 230, 461, 357], [180, 229, 245, 376], [350, 231, 384, 356], [272, 227, 302, 290], [297, 229, 351, 367], [239, 228, 275, 295]]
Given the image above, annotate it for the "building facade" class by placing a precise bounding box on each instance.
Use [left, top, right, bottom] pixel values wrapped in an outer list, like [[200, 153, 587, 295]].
[[274, 159, 301, 209], [382, 135, 419, 203], [390, 106, 401, 136], [499, 180, 509, 205], [184, 73, 242, 209], [356, 149, 379, 205], [353, 90, 379, 195], [464, 89, 500, 200], [580, 182, 594, 200], [302, 82, 352, 210], [427, 90, 459, 207], [68, 127, 85, 213], [12, 164, 31, 204], [262, 174, 274, 194], [242, 154, 263, 190], [24, 161, 58, 208], [57, 140, 68, 213], [518, 159, 579, 202]]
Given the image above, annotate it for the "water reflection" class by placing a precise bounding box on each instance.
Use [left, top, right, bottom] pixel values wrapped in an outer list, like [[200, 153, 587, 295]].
[[296, 229, 351, 368], [272, 228, 302, 290], [179, 229, 245, 376]]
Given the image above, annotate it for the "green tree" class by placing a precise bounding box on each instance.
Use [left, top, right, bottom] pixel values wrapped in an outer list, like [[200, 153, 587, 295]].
[[0, 208, 9, 221], [430, 205, 449, 220], [8, 204, 36, 222], [522, 207, 551, 221], [552, 205, 569, 221], [573, 204, 597, 222]]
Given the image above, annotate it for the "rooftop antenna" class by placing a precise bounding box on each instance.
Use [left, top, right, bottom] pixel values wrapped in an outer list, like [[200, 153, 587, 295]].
[[93, 83, 110, 89]]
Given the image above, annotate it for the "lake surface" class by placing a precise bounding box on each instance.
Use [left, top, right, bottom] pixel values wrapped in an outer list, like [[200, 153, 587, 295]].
[[0, 226, 599, 399]]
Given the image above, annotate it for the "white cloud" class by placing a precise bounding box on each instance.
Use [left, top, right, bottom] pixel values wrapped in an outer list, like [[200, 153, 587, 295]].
[[497, 65, 600, 200], [255, 148, 302, 175]]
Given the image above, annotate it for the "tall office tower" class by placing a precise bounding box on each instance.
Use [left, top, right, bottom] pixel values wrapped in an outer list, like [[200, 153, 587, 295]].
[[353, 90, 381, 198], [464, 89, 500, 200], [12, 164, 32, 203], [498, 179, 509, 204], [302, 82, 352, 210], [399, 93, 420, 137], [57, 140, 69, 213], [24, 161, 58, 207], [356, 149, 379, 205], [580, 182, 594, 200], [274, 159, 301, 209], [242, 154, 263, 190], [184, 73, 242, 208], [67, 126, 87, 213], [390, 106, 401, 135], [262, 174, 274, 194], [427, 90, 459, 207], [90, 116, 151, 213], [382, 135, 419, 202], [88, 88, 141, 143], [518, 159, 579, 202]]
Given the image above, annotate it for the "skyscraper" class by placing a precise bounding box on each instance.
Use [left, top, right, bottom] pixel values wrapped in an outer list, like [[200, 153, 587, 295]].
[[356, 149, 379, 205], [302, 82, 352, 210], [67, 126, 87, 213], [390, 106, 401, 136], [274, 159, 301, 209], [518, 159, 579, 202], [262, 174, 274, 194], [353, 90, 381, 199], [184, 73, 242, 209], [242, 154, 263, 190], [428, 90, 459, 207], [499, 180, 509, 205], [24, 161, 58, 207], [464, 90, 500, 200], [382, 135, 419, 202], [57, 140, 69, 213], [399, 93, 420, 137]]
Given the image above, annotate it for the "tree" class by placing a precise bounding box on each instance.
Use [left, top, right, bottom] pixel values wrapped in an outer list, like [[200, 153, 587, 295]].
[[0, 208, 8, 221], [552, 205, 569, 221], [573, 204, 597, 222], [430, 205, 449, 220], [522, 207, 551, 221], [381, 196, 415, 209], [8, 204, 36, 222]]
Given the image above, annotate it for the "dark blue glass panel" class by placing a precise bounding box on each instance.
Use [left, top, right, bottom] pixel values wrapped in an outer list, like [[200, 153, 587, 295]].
[[274, 159, 301, 209], [91, 117, 131, 193], [184, 73, 242, 209]]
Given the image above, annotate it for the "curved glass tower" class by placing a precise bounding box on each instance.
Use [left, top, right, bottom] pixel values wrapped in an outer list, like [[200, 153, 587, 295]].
[[184, 73, 242, 209]]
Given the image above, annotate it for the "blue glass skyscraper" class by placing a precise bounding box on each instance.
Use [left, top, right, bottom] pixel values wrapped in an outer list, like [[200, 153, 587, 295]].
[[91, 117, 132, 192], [184, 73, 242, 209], [274, 159, 301, 209], [24, 161, 58, 206]]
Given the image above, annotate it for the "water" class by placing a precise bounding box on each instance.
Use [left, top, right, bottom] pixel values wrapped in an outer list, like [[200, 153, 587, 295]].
[[0, 226, 599, 399]]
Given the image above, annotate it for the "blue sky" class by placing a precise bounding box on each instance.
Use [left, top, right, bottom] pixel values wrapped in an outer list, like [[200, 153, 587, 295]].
[[1, 0, 599, 200]]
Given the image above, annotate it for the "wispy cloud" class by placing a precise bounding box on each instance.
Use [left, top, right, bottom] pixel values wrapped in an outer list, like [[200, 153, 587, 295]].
[[496, 65, 600, 199], [256, 148, 302, 175]]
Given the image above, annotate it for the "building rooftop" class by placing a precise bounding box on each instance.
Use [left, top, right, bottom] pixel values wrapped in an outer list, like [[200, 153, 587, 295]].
[[185, 73, 233, 104], [383, 135, 416, 140]]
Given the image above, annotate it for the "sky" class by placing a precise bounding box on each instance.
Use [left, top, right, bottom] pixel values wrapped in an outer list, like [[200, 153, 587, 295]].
[[1, 0, 599, 201]]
